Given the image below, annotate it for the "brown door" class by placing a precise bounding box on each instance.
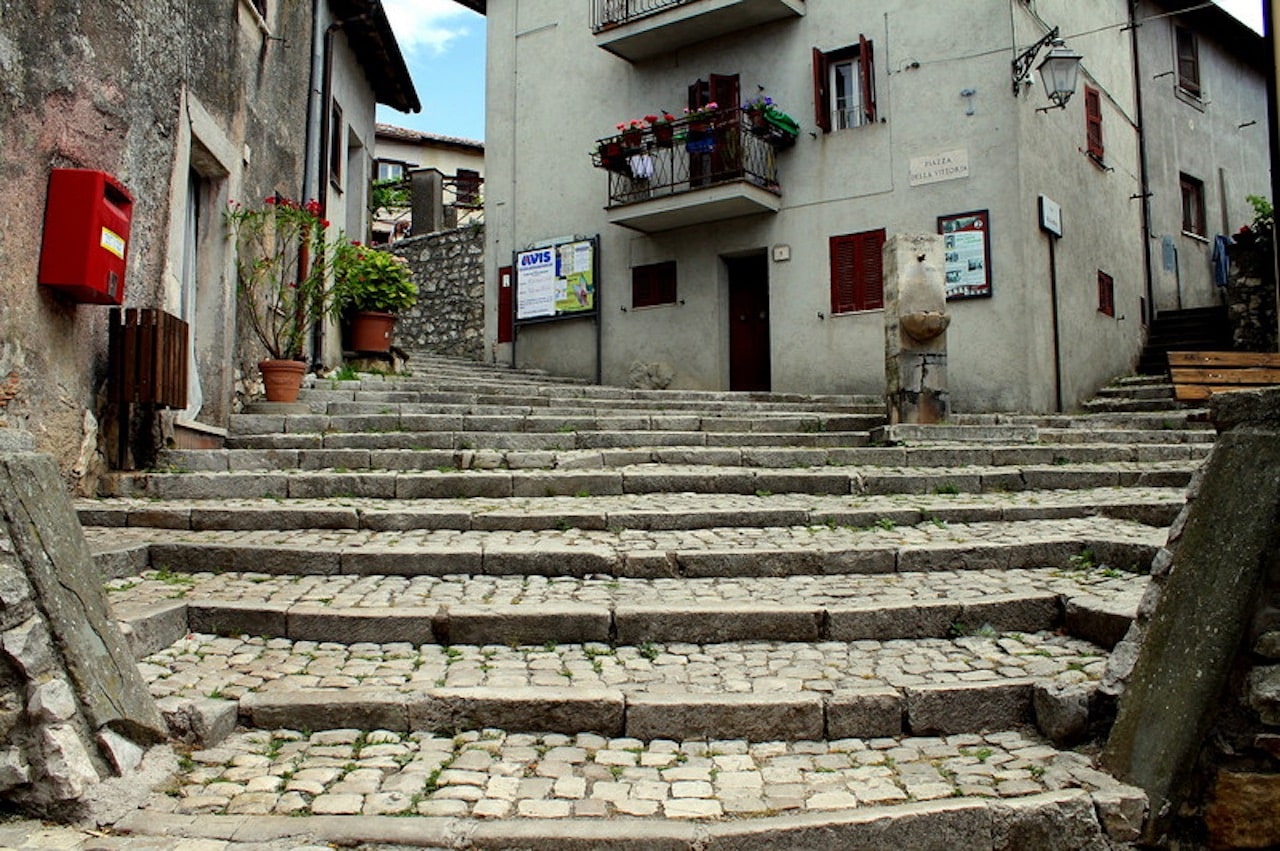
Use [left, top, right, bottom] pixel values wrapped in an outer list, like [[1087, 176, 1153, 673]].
[[727, 254, 770, 392]]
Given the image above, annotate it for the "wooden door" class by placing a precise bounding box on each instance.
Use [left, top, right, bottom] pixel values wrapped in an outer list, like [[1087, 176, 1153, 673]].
[[727, 254, 770, 392]]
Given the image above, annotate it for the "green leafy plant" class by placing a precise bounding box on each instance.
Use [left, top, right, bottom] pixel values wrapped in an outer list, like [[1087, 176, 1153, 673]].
[[330, 240, 418, 314], [225, 196, 334, 360]]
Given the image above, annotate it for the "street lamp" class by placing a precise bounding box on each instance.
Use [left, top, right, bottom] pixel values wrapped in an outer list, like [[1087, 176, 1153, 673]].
[[1012, 27, 1084, 111]]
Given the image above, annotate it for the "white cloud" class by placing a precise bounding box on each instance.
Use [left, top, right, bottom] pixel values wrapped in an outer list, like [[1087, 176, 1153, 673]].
[[381, 0, 476, 55]]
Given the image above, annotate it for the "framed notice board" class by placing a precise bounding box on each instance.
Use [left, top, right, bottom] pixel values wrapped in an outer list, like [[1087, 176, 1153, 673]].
[[938, 210, 992, 300], [514, 237, 598, 324]]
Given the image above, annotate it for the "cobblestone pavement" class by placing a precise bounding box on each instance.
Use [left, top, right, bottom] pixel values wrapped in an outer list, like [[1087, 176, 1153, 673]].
[[106, 565, 1140, 613], [143, 727, 1131, 821], [86, 515, 1164, 560], [135, 631, 1106, 702], [80, 485, 1186, 531]]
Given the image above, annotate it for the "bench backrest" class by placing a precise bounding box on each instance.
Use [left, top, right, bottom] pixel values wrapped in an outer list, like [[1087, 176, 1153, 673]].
[[1168, 351, 1280, 402]]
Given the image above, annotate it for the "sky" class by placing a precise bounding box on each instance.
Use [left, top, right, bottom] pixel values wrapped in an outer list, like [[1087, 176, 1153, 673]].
[[374, 1, 1266, 145]]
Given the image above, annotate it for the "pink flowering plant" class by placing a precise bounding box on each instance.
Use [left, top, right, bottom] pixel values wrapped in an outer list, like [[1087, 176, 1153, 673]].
[[226, 195, 334, 361], [329, 240, 418, 314]]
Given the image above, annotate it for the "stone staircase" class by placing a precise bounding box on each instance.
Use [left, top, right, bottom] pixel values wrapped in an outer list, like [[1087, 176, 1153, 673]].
[[76, 357, 1217, 848]]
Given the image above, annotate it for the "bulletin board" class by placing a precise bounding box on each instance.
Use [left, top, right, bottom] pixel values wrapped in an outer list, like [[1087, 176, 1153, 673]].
[[514, 237, 598, 324], [938, 210, 992, 300]]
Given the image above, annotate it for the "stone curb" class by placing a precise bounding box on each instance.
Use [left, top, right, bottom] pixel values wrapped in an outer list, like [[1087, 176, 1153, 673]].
[[115, 588, 1134, 656], [79, 490, 1187, 533], [109, 789, 1128, 849], [101, 461, 1199, 500], [231, 679, 1066, 741], [97, 535, 1160, 583]]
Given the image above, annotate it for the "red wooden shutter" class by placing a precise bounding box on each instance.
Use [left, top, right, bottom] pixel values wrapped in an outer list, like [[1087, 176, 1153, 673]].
[[857, 229, 886, 311], [710, 74, 739, 111], [1097, 270, 1115, 317], [1084, 86, 1103, 160], [829, 229, 885, 313], [830, 235, 856, 313], [497, 266, 514, 343], [632, 262, 677, 308], [813, 48, 831, 133], [859, 35, 876, 124], [688, 79, 711, 110]]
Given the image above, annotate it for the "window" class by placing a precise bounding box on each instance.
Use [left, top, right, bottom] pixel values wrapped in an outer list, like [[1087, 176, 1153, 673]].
[[455, 168, 481, 207], [1180, 173, 1206, 237], [813, 36, 876, 132], [376, 161, 405, 182], [1175, 27, 1201, 98], [1084, 86, 1103, 162], [829, 228, 885, 314], [632, 261, 677, 308], [1097, 271, 1115, 317], [328, 101, 344, 188]]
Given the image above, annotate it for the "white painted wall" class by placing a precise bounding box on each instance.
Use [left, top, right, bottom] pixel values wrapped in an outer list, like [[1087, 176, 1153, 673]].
[[1136, 1, 1271, 313], [484, 0, 1188, 411]]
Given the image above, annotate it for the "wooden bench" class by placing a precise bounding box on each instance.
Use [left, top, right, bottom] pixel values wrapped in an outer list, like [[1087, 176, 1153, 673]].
[[1167, 351, 1280, 402]]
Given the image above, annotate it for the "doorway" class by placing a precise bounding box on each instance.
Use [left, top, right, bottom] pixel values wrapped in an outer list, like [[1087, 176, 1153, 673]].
[[726, 253, 770, 392]]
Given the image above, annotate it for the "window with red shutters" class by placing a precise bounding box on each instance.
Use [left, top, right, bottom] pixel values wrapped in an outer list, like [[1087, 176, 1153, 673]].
[[1084, 86, 1103, 163], [829, 229, 886, 314], [1097, 270, 1115, 317], [813, 37, 877, 133], [632, 261, 677, 309]]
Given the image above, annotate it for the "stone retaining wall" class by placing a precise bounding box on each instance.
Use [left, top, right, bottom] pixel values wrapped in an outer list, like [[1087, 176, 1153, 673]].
[[391, 225, 485, 361], [1102, 388, 1280, 847]]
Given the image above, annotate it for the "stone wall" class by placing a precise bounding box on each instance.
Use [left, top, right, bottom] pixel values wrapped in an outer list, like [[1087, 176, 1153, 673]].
[[0, 1, 314, 488], [0, 436, 165, 815], [1101, 388, 1280, 847], [391, 224, 485, 361], [1225, 242, 1278, 352]]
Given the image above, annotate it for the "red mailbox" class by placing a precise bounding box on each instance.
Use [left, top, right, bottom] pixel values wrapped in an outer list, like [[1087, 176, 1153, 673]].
[[38, 169, 133, 305]]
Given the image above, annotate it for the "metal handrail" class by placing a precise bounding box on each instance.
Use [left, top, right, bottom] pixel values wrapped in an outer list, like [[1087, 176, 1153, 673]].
[[591, 0, 694, 31], [591, 109, 786, 208]]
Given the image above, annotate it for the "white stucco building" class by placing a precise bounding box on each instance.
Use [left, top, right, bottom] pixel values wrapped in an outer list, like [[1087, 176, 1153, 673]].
[[471, 0, 1268, 412]]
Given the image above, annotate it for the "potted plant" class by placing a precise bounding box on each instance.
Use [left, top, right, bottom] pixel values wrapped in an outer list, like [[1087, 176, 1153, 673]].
[[742, 95, 799, 148], [616, 118, 647, 151], [648, 112, 676, 147], [330, 239, 418, 353], [225, 195, 332, 402]]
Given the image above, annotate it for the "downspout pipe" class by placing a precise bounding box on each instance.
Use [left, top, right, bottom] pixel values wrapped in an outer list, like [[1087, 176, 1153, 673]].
[[305, 1, 327, 369], [309, 10, 372, 368], [1128, 0, 1156, 328]]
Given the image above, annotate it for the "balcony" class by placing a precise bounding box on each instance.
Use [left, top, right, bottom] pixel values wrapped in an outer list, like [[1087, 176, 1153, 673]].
[[591, 0, 804, 62], [593, 109, 789, 233]]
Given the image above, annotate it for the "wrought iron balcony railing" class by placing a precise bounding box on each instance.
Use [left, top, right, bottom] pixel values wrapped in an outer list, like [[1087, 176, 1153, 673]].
[[592, 0, 695, 31], [591, 109, 788, 209]]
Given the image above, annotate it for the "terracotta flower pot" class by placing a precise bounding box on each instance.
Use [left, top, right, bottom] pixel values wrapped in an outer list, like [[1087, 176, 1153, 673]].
[[258, 359, 307, 403], [349, 310, 396, 353]]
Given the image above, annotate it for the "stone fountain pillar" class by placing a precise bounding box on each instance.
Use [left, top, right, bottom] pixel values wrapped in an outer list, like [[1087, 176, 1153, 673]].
[[884, 234, 950, 424]]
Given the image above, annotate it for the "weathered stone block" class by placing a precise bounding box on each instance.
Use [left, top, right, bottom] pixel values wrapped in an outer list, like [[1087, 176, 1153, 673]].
[[625, 694, 824, 741], [411, 687, 624, 737], [905, 680, 1033, 734], [156, 697, 238, 747], [39, 724, 100, 801], [826, 690, 904, 738]]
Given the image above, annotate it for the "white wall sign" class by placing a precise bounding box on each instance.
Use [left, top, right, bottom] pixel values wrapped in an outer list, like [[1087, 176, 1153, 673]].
[[909, 149, 970, 187], [1039, 195, 1063, 237]]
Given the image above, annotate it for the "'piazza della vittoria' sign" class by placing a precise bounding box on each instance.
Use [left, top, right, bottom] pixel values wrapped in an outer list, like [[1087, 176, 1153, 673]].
[[909, 149, 969, 187]]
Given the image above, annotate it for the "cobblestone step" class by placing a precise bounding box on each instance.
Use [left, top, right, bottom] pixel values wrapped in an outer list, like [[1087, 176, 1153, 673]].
[[105, 460, 1197, 500], [159, 441, 1208, 472], [220, 429, 875, 453], [119, 728, 1143, 847], [79, 486, 1185, 533], [136, 629, 1109, 743], [950, 410, 1209, 429], [86, 515, 1162, 583], [106, 566, 1138, 658], [132, 721, 1141, 829]]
